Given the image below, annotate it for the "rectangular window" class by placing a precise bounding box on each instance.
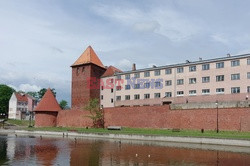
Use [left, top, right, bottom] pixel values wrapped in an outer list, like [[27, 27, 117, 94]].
[[125, 85, 131, 90], [125, 74, 130, 79], [111, 89, 114, 93], [177, 79, 184, 85], [116, 86, 122, 91], [144, 94, 150, 99], [116, 96, 121, 101], [202, 76, 210, 83], [165, 69, 172, 74], [101, 95, 103, 100], [125, 95, 130, 100], [155, 82, 161, 88], [134, 94, 140, 100], [248, 72, 250, 79], [110, 79, 114, 83], [189, 78, 197, 84], [134, 84, 140, 89], [248, 86, 250, 93], [216, 75, 224, 82], [216, 62, 224, 69], [248, 58, 250, 65], [202, 89, 210, 95], [134, 73, 140, 78], [231, 60, 240, 67], [231, 87, 240, 94], [189, 90, 197, 96], [111, 98, 114, 103], [116, 75, 121, 80], [165, 92, 172, 97], [177, 67, 184, 73], [101, 86, 104, 90], [154, 93, 161, 98], [144, 71, 150, 77], [189, 65, 196, 72], [154, 70, 161, 76], [202, 64, 210, 70], [144, 82, 150, 88], [216, 88, 225, 94], [165, 80, 172, 86], [231, 73, 240, 80], [177, 91, 184, 96]]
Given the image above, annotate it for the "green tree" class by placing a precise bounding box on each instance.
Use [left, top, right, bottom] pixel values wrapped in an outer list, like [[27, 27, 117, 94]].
[[84, 98, 104, 128], [38, 88, 56, 100], [59, 100, 68, 110], [0, 84, 15, 116], [26, 91, 39, 100]]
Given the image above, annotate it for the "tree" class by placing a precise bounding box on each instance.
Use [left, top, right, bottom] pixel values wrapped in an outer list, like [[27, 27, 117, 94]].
[[59, 100, 69, 110], [26, 91, 39, 100], [38, 88, 56, 100], [0, 84, 15, 116], [84, 98, 104, 128]]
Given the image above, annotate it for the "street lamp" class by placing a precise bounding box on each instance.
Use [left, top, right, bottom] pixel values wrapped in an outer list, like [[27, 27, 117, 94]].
[[215, 100, 219, 133]]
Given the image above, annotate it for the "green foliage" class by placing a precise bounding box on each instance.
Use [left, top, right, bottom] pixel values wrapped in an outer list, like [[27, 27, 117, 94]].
[[38, 88, 56, 100], [59, 100, 69, 110], [7, 119, 34, 126], [26, 91, 39, 100], [0, 84, 15, 115], [84, 98, 104, 128]]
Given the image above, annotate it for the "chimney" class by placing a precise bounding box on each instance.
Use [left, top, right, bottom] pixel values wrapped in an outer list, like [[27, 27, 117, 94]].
[[186, 60, 190, 63], [132, 63, 136, 71], [227, 53, 231, 57], [199, 57, 202, 61]]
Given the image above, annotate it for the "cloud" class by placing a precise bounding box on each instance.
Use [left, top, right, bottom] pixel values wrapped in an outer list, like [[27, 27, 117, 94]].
[[133, 21, 160, 33], [117, 59, 133, 71], [8, 84, 41, 92], [211, 34, 229, 45]]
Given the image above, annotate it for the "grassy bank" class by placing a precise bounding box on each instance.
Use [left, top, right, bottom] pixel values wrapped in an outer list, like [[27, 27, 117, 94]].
[[24, 127, 250, 140], [6, 119, 34, 127]]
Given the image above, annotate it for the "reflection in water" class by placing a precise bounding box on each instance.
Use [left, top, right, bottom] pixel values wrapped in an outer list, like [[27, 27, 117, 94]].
[[0, 134, 250, 165]]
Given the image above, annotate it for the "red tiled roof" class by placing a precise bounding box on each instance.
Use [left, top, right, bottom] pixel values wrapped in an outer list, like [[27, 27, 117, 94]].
[[15, 93, 28, 102], [34, 88, 61, 112], [71, 46, 105, 68], [101, 66, 122, 77]]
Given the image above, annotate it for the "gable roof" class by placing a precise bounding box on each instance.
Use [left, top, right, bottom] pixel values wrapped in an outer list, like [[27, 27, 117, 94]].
[[15, 93, 28, 102], [71, 46, 105, 68], [34, 88, 61, 112], [101, 66, 122, 77]]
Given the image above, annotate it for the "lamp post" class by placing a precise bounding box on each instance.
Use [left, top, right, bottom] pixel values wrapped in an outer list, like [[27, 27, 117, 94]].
[[215, 100, 219, 133]]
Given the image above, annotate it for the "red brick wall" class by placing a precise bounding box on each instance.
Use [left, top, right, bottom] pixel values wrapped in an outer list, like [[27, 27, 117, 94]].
[[35, 112, 58, 127], [71, 64, 106, 109], [57, 109, 93, 127], [104, 106, 250, 131]]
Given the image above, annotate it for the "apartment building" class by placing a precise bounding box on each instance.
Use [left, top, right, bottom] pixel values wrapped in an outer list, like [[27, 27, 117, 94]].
[[101, 54, 250, 108]]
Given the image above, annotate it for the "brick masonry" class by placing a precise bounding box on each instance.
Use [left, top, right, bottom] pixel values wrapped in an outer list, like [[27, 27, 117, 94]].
[[71, 64, 106, 109], [35, 112, 58, 127], [54, 106, 250, 131]]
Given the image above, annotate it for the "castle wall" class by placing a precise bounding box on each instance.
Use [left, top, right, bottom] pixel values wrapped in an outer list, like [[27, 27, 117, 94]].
[[35, 112, 58, 127]]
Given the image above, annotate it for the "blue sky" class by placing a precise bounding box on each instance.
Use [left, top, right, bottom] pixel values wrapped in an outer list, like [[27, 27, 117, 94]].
[[1, 0, 250, 105]]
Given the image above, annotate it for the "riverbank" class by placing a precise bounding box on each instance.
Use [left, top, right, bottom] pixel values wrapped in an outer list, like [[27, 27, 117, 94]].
[[1, 128, 250, 148]]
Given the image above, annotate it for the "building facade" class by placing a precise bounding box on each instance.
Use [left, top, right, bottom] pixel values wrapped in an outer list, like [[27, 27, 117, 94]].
[[8, 93, 38, 120], [101, 54, 250, 108]]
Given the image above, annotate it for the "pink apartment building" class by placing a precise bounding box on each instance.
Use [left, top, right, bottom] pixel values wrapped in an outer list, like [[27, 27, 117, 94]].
[[101, 54, 250, 108]]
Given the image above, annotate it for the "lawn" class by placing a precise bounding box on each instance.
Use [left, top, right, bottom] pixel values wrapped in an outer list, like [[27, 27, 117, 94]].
[[6, 119, 34, 127], [24, 126, 250, 140]]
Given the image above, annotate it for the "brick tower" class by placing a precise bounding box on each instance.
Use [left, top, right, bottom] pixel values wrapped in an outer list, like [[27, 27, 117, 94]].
[[71, 46, 106, 109]]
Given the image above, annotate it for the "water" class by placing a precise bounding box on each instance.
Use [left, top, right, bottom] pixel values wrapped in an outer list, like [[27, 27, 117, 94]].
[[1, 134, 250, 166]]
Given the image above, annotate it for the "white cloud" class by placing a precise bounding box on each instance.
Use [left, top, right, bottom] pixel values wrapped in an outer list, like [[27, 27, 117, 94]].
[[133, 21, 160, 33], [211, 34, 229, 45], [117, 59, 133, 71], [7, 84, 41, 92]]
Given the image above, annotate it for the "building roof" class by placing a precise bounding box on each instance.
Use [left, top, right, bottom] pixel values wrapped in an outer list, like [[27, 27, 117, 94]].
[[34, 88, 61, 112], [71, 46, 105, 68], [15, 93, 28, 102], [101, 66, 122, 77], [115, 53, 250, 75]]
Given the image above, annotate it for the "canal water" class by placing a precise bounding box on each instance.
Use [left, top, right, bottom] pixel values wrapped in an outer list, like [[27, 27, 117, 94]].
[[1, 134, 250, 166]]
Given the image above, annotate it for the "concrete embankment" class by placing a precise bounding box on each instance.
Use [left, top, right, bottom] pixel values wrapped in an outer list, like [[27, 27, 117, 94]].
[[1, 129, 250, 148]]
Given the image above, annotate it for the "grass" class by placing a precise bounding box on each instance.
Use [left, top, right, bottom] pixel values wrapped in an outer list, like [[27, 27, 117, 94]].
[[6, 119, 34, 127], [24, 126, 250, 140]]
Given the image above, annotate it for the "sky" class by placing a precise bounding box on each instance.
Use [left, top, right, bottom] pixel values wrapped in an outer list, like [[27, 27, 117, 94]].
[[1, 0, 250, 106]]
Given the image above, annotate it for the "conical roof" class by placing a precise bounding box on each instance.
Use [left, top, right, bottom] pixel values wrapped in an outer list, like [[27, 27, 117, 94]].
[[71, 46, 105, 68], [35, 88, 61, 112], [102, 66, 122, 77]]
